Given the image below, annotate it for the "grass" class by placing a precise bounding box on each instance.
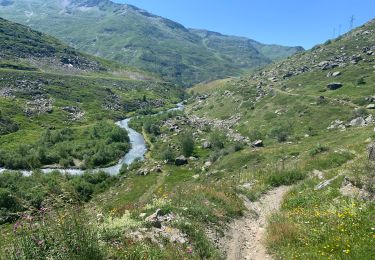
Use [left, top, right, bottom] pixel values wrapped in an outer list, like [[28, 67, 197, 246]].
[[266, 174, 375, 259]]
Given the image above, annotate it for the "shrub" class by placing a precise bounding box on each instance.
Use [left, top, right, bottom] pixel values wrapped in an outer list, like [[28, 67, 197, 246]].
[[352, 107, 368, 119], [356, 77, 366, 85], [0, 188, 21, 212], [209, 129, 226, 149], [265, 169, 306, 187], [160, 144, 175, 163], [269, 125, 291, 143], [309, 143, 329, 156], [179, 131, 195, 157], [249, 129, 263, 141], [7, 208, 104, 259]]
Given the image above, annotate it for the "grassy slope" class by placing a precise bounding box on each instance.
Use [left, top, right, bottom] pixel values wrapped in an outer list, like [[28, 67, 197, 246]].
[[0, 18, 183, 170], [1, 14, 374, 260], [185, 19, 375, 259]]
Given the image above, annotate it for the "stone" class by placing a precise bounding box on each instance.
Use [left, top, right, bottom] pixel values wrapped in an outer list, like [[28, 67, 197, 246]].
[[252, 140, 263, 147], [315, 176, 339, 190], [369, 142, 375, 161], [366, 104, 375, 109], [175, 156, 188, 166], [154, 165, 162, 173], [365, 115, 374, 124], [136, 168, 149, 176], [332, 71, 341, 77], [282, 72, 294, 79], [312, 169, 324, 180], [349, 117, 366, 127], [327, 82, 343, 90], [202, 141, 212, 149], [327, 119, 345, 130], [204, 161, 212, 167]]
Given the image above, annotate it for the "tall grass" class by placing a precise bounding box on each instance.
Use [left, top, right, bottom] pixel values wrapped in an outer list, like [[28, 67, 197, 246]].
[[5, 207, 104, 260]]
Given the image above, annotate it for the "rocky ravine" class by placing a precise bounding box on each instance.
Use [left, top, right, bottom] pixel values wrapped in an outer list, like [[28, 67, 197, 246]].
[[225, 186, 291, 260]]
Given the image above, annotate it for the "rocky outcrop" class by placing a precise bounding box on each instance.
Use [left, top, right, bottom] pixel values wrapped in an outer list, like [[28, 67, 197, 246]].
[[24, 97, 53, 116], [62, 106, 85, 121]]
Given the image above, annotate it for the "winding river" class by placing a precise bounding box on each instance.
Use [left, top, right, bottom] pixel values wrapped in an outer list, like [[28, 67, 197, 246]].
[[0, 102, 184, 176]]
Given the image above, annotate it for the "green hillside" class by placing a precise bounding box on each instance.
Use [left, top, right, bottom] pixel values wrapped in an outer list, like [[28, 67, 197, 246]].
[[185, 18, 375, 259], [0, 18, 183, 170], [0, 0, 303, 86], [0, 6, 374, 260]]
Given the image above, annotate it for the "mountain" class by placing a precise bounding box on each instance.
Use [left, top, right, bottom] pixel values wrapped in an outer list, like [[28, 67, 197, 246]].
[[0, 0, 303, 86], [185, 18, 375, 258], [0, 17, 183, 170]]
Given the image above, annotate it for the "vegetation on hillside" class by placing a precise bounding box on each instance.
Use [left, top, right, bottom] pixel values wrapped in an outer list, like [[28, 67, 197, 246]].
[[0, 7, 374, 260]]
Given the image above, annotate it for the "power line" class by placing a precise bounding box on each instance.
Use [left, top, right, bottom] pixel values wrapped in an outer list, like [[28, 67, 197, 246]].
[[349, 15, 355, 31]]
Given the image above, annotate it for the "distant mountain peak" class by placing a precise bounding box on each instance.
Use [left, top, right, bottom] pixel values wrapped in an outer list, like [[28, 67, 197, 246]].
[[0, 0, 303, 86]]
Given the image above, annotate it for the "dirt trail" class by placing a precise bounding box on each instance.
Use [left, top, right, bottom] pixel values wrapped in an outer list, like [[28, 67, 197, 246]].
[[226, 186, 291, 260]]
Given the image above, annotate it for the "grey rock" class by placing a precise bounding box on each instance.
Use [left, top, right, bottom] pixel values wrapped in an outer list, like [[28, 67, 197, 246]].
[[366, 104, 375, 109], [369, 142, 375, 161], [327, 119, 345, 130], [202, 141, 212, 149], [349, 117, 366, 127], [175, 155, 188, 166], [136, 168, 149, 176], [327, 82, 343, 90], [252, 139, 263, 147], [315, 176, 339, 190]]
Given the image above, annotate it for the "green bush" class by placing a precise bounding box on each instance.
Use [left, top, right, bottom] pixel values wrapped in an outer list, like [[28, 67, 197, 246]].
[[269, 125, 291, 143], [209, 129, 226, 149], [7, 208, 104, 260], [179, 131, 195, 157], [249, 129, 263, 141], [160, 144, 175, 163], [309, 143, 329, 156], [356, 77, 366, 85], [0, 121, 130, 169], [352, 107, 368, 119], [266, 170, 306, 187]]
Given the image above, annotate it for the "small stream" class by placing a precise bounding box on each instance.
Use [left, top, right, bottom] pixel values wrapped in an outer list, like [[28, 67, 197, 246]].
[[0, 102, 184, 176]]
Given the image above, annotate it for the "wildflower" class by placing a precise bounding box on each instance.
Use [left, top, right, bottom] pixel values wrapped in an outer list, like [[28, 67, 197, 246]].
[[13, 221, 22, 234], [186, 246, 193, 254]]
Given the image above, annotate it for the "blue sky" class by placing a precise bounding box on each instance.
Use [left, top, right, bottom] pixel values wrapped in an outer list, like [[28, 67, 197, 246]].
[[113, 0, 375, 49]]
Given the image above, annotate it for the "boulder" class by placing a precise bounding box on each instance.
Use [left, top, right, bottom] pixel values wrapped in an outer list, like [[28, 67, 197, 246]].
[[175, 156, 188, 166], [145, 209, 163, 228], [366, 104, 375, 109], [332, 71, 341, 77], [327, 119, 345, 130], [369, 142, 375, 161], [349, 117, 366, 127], [365, 115, 374, 124], [204, 161, 212, 167], [136, 168, 149, 176], [252, 140, 264, 147], [327, 82, 343, 90], [202, 141, 212, 149]]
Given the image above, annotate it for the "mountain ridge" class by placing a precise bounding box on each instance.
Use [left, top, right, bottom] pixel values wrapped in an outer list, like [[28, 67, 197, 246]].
[[0, 0, 303, 86]]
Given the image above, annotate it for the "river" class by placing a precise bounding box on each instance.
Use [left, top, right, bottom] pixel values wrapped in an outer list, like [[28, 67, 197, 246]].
[[0, 102, 184, 176]]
